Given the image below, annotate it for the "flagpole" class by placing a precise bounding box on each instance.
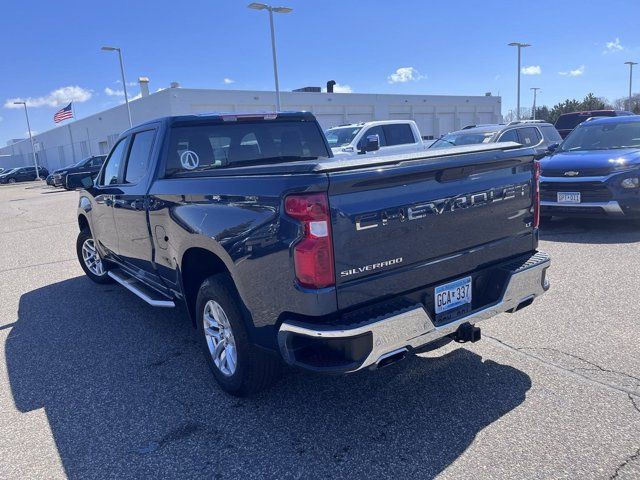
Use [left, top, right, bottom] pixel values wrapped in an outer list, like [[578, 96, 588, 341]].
[[68, 102, 76, 162]]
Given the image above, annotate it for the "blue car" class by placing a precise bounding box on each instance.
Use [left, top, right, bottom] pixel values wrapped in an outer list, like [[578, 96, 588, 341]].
[[540, 116, 640, 219]]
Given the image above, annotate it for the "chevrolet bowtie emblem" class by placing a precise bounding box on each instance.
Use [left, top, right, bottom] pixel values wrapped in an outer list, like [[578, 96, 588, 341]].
[[564, 171, 580, 177]]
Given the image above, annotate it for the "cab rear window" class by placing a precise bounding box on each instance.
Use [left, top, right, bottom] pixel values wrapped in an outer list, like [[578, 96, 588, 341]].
[[165, 121, 330, 177]]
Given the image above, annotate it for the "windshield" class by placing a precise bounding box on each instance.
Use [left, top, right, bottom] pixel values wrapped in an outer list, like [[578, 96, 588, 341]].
[[430, 131, 496, 149], [560, 121, 640, 152], [2, 168, 18, 174], [324, 126, 362, 148]]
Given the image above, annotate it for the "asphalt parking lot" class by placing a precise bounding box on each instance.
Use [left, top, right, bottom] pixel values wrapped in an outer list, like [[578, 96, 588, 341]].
[[0, 182, 638, 480]]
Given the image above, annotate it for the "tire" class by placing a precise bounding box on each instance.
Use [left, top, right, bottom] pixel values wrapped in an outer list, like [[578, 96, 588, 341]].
[[76, 229, 112, 284], [8, 178, 16, 184], [196, 274, 281, 396]]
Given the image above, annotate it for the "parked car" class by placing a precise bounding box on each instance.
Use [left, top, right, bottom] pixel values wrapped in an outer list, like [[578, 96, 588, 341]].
[[554, 110, 635, 139], [324, 120, 432, 158], [70, 111, 550, 395], [540, 116, 640, 219], [0, 168, 6, 175], [46, 173, 56, 186], [51, 155, 106, 189], [430, 120, 563, 157], [0, 166, 49, 184]]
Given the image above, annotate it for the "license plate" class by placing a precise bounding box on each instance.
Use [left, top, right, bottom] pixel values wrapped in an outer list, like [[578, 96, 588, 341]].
[[434, 276, 472, 314], [557, 192, 581, 204]]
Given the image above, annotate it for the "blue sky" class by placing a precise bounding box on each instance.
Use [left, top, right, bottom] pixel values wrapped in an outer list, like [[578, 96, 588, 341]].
[[1, 0, 639, 143]]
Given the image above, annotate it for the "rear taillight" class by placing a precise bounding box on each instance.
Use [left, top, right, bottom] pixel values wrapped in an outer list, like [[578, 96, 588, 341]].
[[533, 160, 541, 228], [285, 193, 335, 289]]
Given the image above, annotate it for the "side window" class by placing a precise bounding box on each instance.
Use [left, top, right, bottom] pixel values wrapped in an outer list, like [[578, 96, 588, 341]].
[[540, 126, 562, 143], [498, 129, 519, 143], [99, 139, 128, 186], [125, 130, 156, 184], [383, 124, 416, 146], [517, 127, 542, 146], [90, 157, 104, 167], [358, 126, 387, 149]]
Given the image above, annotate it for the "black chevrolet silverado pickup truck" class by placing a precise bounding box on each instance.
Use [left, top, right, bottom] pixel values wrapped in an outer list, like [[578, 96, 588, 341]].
[[70, 111, 550, 395]]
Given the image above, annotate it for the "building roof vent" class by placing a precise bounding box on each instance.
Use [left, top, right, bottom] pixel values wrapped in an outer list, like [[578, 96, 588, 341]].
[[138, 76, 150, 97], [170, 82, 181, 89]]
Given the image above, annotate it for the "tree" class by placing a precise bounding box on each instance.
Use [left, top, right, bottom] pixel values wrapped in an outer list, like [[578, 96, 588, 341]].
[[611, 93, 640, 113]]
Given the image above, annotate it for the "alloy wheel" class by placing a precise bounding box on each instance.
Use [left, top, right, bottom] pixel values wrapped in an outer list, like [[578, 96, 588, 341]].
[[203, 300, 238, 376], [81, 238, 105, 276]]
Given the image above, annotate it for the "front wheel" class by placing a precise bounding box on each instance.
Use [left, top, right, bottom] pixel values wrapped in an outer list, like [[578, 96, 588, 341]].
[[8, 178, 16, 184], [196, 274, 281, 396], [76, 229, 112, 284]]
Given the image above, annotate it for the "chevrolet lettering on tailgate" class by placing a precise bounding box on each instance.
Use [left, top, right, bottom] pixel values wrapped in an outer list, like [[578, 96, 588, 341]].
[[355, 182, 529, 231]]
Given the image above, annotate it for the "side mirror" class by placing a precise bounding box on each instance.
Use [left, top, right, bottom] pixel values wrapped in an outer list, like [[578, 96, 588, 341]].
[[360, 134, 380, 153], [66, 172, 94, 190], [547, 142, 559, 153]]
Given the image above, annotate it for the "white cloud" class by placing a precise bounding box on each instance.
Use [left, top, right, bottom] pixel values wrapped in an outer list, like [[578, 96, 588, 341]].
[[388, 67, 425, 84], [521, 65, 541, 75], [115, 80, 138, 87], [332, 83, 353, 93], [604, 38, 624, 54], [104, 87, 125, 97], [4, 86, 92, 109], [559, 65, 585, 77], [223, 78, 235, 84]]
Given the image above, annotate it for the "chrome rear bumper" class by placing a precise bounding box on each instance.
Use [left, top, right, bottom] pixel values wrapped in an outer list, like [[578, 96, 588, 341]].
[[278, 251, 550, 373]]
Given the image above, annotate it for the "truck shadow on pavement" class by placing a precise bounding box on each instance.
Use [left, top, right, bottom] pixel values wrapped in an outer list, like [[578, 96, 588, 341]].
[[7, 276, 532, 479], [541, 217, 640, 244]]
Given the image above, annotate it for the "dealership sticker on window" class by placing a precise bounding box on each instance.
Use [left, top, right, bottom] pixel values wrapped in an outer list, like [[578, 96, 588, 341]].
[[180, 150, 200, 170]]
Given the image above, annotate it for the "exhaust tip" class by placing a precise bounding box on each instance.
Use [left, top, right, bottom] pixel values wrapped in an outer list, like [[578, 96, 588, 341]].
[[375, 348, 409, 368]]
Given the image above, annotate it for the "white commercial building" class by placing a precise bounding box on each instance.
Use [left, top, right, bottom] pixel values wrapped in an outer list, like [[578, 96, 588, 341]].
[[0, 85, 502, 172]]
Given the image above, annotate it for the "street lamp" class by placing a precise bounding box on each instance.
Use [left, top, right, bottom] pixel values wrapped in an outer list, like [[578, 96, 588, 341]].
[[624, 61, 637, 112], [508, 42, 531, 120], [248, 2, 293, 111], [13, 101, 41, 180], [102, 46, 133, 127], [530, 87, 541, 120]]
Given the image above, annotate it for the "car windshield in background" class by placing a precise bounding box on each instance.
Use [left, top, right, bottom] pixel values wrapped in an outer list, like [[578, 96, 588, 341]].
[[324, 126, 362, 147], [430, 131, 496, 149], [560, 121, 640, 152], [554, 114, 591, 131], [166, 121, 330, 176]]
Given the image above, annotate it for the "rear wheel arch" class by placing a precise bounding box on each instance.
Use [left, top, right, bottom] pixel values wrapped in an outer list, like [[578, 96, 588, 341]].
[[78, 214, 90, 233], [180, 247, 240, 326]]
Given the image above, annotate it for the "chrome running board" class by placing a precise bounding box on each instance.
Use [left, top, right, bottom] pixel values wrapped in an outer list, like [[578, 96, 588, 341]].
[[108, 269, 175, 308]]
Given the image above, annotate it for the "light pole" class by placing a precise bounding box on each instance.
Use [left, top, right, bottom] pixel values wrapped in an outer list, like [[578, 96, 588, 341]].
[[624, 61, 637, 112], [102, 46, 133, 127], [531, 87, 541, 120], [508, 42, 531, 120], [248, 2, 292, 111], [13, 101, 40, 179]]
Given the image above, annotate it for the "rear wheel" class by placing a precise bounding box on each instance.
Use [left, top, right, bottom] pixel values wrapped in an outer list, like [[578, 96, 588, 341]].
[[76, 229, 112, 284], [8, 178, 16, 184], [196, 274, 281, 396]]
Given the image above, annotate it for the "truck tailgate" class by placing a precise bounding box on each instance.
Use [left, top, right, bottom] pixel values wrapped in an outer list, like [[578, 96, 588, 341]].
[[328, 147, 537, 311]]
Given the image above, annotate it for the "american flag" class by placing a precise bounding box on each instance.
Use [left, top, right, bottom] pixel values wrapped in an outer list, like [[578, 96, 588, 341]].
[[54, 103, 73, 123]]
